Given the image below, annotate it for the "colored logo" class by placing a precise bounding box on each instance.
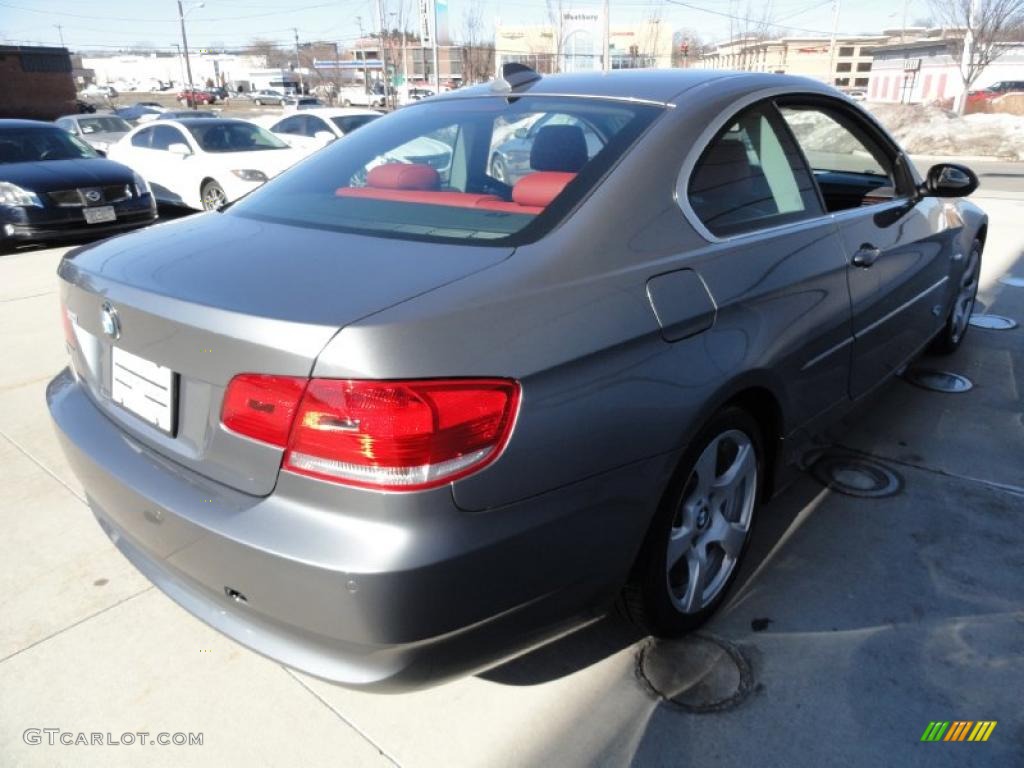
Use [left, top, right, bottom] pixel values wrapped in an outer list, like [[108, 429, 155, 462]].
[[921, 721, 997, 742]]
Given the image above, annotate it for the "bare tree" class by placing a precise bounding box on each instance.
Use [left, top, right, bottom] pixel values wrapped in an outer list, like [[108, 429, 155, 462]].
[[461, 4, 494, 84], [928, 0, 1024, 112], [546, 0, 566, 73], [244, 38, 290, 68]]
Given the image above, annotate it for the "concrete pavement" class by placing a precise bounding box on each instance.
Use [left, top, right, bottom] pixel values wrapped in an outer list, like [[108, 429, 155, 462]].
[[1, 188, 1022, 766]]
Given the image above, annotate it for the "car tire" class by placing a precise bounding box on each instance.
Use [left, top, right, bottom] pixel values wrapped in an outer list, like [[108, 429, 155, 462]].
[[254, 99, 262, 106], [622, 407, 763, 637], [342, 99, 351, 107], [931, 238, 982, 355], [490, 155, 509, 184], [200, 180, 227, 212]]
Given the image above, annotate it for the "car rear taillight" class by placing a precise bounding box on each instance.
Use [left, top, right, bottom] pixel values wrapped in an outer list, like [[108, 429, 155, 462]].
[[60, 300, 76, 349], [221, 376, 520, 491], [221, 374, 307, 446]]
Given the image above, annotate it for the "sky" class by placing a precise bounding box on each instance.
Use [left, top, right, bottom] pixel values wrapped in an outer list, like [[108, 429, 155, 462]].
[[0, 0, 933, 52]]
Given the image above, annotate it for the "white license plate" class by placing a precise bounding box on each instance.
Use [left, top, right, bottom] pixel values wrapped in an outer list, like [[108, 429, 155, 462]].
[[83, 206, 116, 224], [111, 347, 176, 434]]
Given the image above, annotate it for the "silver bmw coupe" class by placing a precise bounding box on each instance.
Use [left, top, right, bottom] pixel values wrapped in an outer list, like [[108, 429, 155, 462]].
[[48, 65, 986, 691]]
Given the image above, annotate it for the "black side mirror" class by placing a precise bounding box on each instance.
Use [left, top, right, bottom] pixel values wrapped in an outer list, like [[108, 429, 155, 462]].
[[922, 163, 978, 198]]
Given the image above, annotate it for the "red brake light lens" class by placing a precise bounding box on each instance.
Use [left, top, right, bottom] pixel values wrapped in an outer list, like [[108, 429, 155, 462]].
[[221, 374, 307, 447], [283, 378, 520, 491]]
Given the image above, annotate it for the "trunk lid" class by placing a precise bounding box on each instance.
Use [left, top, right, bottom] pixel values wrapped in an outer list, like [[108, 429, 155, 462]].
[[59, 211, 511, 495]]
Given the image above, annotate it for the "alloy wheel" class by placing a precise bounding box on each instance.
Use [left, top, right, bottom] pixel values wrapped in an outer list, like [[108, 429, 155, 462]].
[[202, 183, 227, 211], [950, 247, 980, 344], [666, 429, 757, 614]]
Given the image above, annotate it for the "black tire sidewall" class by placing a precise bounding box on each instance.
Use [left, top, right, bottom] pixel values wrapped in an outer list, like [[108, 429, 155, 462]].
[[636, 407, 764, 636]]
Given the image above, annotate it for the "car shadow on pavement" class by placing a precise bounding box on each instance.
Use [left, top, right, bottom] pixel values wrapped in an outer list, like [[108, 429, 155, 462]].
[[479, 475, 829, 687]]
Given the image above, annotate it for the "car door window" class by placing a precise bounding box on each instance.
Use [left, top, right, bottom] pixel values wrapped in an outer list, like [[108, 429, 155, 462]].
[[273, 116, 304, 135], [306, 116, 331, 137], [777, 102, 906, 212], [131, 127, 154, 148], [687, 104, 822, 238], [151, 125, 187, 151]]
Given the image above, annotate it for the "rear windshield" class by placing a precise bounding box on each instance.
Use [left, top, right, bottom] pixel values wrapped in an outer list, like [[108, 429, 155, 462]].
[[186, 122, 288, 152], [78, 116, 131, 134], [0, 126, 98, 163], [332, 114, 379, 134], [229, 95, 662, 245]]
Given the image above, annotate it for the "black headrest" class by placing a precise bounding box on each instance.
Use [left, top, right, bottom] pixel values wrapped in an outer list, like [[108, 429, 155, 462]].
[[530, 125, 588, 172], [691, 139, 755, 194]]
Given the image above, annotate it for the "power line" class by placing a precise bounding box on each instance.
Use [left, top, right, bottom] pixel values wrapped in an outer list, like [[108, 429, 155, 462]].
[[665, 0, 855, 36]]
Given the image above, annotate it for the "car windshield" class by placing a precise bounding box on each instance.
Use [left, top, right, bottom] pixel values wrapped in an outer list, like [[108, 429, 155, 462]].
[[230, 95, 661, 245], [0, 126, 98, 163], [77, 116, 131, 134], [331, 114, 379, 134], [186, 122, 288, 152]]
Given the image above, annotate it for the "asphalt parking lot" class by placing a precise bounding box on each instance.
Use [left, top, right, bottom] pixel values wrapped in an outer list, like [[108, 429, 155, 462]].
[[1, 186, 1022, 766]]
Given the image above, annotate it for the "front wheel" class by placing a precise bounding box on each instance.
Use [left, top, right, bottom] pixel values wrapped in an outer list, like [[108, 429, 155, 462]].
[[254, 99, 262, 106], [623, 407, 762, 636], [201, 180, 227, 211], [931, 238, 981, 355]]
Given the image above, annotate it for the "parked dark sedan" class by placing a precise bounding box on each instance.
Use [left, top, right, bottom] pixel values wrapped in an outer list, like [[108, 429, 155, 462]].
[[48, 68, 985, 691], [0, 120, 157, 252]]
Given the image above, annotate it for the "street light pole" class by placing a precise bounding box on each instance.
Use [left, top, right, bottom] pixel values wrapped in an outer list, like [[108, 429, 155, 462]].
[[55, 24, 65, 48], [176, 0, 199, 109], [172, 42, 186, 90], [291, 27, 305, 94]]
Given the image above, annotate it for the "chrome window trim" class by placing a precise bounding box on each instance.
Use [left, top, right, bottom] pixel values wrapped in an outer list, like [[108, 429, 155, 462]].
[[674, 86, 914, 245]]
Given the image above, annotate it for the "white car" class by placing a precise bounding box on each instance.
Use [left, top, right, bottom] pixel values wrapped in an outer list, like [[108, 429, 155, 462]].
[[108, 118, 303, 210], [266, 107, 381, 155]]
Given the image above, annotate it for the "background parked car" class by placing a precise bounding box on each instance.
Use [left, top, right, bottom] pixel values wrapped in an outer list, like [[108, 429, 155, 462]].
[[113, 105, 164, 126], [252, 89, 286, 106], [156, 110, 218, 120], [283, 96, 325, 111], [0, 119, 156, 253], [80, 84, 118, 99], [178, 89, 216, 106], [337, 84, 387, 108], [55, 114, 133, 154], [107, 118, 301, 210], [266, 107, 380, 154], [967, 80, 1024, 106]]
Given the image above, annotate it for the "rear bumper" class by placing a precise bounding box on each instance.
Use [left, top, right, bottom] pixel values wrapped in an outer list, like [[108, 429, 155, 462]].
[[47, 368, 668, 690]]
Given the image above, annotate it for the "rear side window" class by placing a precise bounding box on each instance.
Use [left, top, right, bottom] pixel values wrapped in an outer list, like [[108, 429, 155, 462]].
[[229, 95, 662, 245], [688, 104, 821, 238], [151, 125, 186, 151], [131, 128, 153, 148]]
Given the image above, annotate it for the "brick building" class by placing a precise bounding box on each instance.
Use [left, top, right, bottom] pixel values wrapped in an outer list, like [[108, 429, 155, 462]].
[[0, 45, 76, 120]]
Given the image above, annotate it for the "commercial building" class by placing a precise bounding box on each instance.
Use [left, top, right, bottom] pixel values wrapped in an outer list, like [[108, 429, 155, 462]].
[[0, 45, 75, 120], [698, 34, 891, 89], [868, 37, 1024, 104], [81, 52, 267, 91], [495, 16, 673, 73]]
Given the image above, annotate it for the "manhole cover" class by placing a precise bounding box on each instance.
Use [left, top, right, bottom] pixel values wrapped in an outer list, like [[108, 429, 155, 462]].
[[811, 454, 903, 498], [903, 369, 974, 393], [968, 313, 1018, 330], [637, 634, 753, 713], [998, 275, 1024, 288]]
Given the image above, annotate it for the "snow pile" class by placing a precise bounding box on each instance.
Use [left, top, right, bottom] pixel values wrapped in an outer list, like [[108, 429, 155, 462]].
[[866, 102, 1024, 160]]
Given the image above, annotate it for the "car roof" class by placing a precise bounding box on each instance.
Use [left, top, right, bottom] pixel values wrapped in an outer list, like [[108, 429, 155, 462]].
[[439, 69, 834, 106], [150, 118, 253, 127], [291, 107, 380, 118], [0, 119, 67, 129]]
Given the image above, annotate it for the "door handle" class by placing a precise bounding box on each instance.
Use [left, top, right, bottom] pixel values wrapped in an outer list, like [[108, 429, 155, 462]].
[[852, 245, 882, 268]]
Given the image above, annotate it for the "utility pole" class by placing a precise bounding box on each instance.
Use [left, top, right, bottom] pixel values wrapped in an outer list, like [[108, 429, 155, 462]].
[[55, 24, 65, 48], [602, 0, 610, 71], [828, 0, 840, 88], [177, 0, 197, 108], [375, 0, 390, 109], [172, 42, 186, 89], [291, 27, 304, 94], [431, 0, 440, 94]]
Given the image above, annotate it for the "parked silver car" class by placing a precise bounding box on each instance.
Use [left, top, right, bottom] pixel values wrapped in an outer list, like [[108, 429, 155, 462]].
[[54, 114, 132, 154], [48, 67, 986, 691]]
